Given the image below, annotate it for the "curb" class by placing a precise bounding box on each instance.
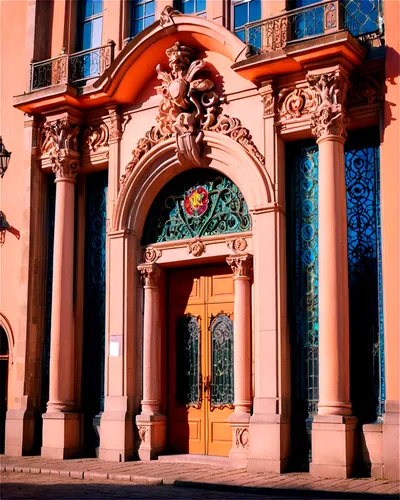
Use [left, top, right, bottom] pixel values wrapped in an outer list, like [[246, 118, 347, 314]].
[[1, 463, 398, 499]]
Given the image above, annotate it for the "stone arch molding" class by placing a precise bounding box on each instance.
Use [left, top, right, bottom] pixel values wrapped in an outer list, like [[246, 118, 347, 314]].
[[113, 40, 274, 233], [0, 313, 14, 364]]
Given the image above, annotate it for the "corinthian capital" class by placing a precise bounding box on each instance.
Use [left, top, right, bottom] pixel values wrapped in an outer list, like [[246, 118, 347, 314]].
[[138, 263, 161, 288], [51, 150, 80, 180], [307, 69, 349, 140], [226, 254, 253, 279], [42, 118, 80, 154]]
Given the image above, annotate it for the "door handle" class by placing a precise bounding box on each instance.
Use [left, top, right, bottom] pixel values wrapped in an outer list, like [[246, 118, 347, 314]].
[[203, 375, 211, 397]]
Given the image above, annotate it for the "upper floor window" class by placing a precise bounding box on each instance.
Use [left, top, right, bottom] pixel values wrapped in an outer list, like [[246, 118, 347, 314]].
[[131, 0, 155, 37], [174, 0, 207, 17], [232, 0, 261, 43], [79, 0, 103, 51]]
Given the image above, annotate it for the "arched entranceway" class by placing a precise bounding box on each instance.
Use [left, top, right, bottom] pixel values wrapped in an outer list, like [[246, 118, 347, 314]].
[[0, 326, 10, 454]]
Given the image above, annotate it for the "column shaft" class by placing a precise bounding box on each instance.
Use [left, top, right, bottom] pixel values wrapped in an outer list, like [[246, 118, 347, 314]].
[[47, 178, 76, 411], [317, 136, 351, 415]]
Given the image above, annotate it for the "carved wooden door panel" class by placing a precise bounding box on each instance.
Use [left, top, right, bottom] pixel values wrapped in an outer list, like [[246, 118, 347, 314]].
[[167, 265, 234, 456]]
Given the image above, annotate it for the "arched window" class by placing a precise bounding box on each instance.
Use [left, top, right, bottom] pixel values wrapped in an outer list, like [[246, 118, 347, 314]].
[[142, 169, 251, 245]]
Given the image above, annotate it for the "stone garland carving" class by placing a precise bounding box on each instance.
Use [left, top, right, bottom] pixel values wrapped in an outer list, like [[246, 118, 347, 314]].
[[144, 247, 162, 263], [187, 238, 206, 257], [235, 427, 249, 449], [307, 70, 349, 140], [278, 87, 316, 120], [260, 83, 275, 117], [226, 254, 253, 279], [41, 118, 80, 154], [138, 426, 148, 443], [226, 237, 248, 254], [82, 123, 109, 152], [119, 42, 265, 187], [138, 263, 161, 288], [108, 107, 122, 141]]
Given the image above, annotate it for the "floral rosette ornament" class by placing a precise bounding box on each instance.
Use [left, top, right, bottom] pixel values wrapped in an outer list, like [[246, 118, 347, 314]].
[[183, 186, 209, 218]]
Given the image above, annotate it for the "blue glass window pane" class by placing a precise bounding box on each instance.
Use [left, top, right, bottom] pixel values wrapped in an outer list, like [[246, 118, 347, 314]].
[[93, 0, 102, 15], [92, 17, 102, 47], [197, 0, 206, 12], [135, 4, 144, 19], [134, 19, 143, 34], [236, 29, 245, 42], [249, 0, 261, 22], [145, 0, 155, 16], [83, 0, 93, 19], [234, 3, 248, 29], [144, 14, 155, 27], [82, 22, 92, 50], [295, 0, 319, 6], [183, 0, 195, 14]]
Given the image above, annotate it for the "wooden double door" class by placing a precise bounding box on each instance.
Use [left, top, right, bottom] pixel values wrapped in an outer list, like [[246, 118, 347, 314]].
[[167, 264, 235, 456]]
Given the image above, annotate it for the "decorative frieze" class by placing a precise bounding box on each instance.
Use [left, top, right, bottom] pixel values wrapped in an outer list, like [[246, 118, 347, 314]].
[[278, 87, 316, 120], [138, 263, 161, 288], [348, 72, 384, 107], [260, 82, 275, 117], [82, 123, 109, 152], [307, 69, 349, 140], [159, 5, 180, 27], [187, 238, 206, 257], [226, 254, 253, 279], [108, 107, 122, 142]]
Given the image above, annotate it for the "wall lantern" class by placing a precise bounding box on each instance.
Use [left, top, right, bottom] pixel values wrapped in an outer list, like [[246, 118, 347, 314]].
[[0, 136, 12, 178]]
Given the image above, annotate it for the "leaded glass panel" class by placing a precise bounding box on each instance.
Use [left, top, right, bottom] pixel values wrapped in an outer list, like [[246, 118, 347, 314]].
[[345, 128, 384, 422], [210, 314, 234, 409], [143, 169, 251, 245], [176, 315, 201, 407]]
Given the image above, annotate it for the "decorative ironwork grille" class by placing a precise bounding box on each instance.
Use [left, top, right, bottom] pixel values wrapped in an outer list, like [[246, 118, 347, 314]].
[[143, 169, 251, 245], [345, 128, 384, 422], [210, 314, 234, 409], [245, 0, 384, 52], [82, 171, 108, 453], [41, 175, 56, 413], [176, 315, 201, 407]]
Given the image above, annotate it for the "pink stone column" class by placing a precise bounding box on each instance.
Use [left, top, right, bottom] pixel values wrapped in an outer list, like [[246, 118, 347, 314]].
[[307, 68, 357, 478], [138, 263, 161, 415], [226, 253, 253, 415], [136, 262, 166, 460], [42, 143, 81, 459], [227, 252, 253, 468]]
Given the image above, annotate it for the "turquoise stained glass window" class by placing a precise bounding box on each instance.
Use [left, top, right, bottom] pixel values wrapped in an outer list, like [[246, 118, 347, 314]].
[[142, 169, 251, 245]]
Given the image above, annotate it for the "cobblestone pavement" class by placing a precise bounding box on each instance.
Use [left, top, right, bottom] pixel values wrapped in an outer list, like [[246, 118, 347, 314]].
[[1, 455, 399, 500]]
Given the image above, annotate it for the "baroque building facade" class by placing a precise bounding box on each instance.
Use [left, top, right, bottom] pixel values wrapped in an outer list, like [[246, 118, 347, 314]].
[[0, 0, 399, 480]]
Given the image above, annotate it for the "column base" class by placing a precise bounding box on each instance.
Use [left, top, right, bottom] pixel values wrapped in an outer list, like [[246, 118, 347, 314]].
[[99, 396, 135, 462], [229, 412, 250, 469], [41, 412, 80, 459], [247, 412, 290, 474], [383, 401, 400, 480], [5, 407, 37, 456], [136, 413, 166, 461], [310, 415, 357, 479]]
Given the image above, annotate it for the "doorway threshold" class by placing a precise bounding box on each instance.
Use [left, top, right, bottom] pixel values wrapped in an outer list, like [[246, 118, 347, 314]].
[[158, 454, 230, 467]]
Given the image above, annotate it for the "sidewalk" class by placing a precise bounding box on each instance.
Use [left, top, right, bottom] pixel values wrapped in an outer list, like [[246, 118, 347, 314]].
[[1, 455, 399, 498]]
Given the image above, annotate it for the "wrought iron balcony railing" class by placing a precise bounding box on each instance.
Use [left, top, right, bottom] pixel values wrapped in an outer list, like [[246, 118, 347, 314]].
[[30, 41, 115, 92], [245, 0, 384, 53]]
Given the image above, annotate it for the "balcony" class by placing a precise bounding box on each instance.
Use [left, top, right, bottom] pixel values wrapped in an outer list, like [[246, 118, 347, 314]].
[[244, 0, 384, 53], [29, 41, 115, 92]]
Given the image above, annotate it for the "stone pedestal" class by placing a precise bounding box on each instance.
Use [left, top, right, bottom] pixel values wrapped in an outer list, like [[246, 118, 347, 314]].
[[383, 401, 400, 480], [310, 415, 357, 478], [41, 413, 80, 459], [136, 414, 167, 461]]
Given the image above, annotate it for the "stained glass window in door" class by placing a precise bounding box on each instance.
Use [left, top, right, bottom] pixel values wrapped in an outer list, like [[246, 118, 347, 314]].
[[176, 315, 201, 407], [210, 314, 234, 408]]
